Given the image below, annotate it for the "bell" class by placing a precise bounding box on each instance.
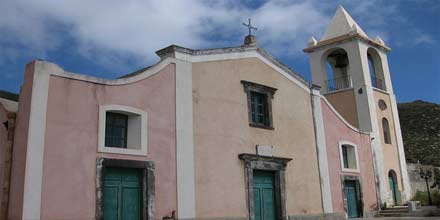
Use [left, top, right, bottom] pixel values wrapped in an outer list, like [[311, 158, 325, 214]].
[[334, 54, 348, 68]]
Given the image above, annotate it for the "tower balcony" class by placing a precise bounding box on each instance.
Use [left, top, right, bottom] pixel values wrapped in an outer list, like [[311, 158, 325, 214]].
[[326, 75, 352, 92]]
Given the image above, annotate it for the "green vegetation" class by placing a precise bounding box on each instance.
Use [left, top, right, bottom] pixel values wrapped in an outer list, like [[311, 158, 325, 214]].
[[411, 190, 440, 206], [398, 100, 440, 166]]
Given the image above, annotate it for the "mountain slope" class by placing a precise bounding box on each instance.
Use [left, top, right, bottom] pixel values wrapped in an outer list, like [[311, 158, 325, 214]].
[[398, 100, 440, 166]]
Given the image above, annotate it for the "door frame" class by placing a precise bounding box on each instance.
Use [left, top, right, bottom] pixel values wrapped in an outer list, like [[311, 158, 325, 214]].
[[341, 175, 364, 218], [388, 170, 399, 206], [239, 153, 292, 220], [96, 158, 155, 220]]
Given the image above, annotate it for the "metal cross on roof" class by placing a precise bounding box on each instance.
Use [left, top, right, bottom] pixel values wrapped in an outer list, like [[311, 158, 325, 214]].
[[242, 18, 257, 36]]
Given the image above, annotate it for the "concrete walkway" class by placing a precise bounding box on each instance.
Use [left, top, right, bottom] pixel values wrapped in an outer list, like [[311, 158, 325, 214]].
[[353, 218, 440, 220]]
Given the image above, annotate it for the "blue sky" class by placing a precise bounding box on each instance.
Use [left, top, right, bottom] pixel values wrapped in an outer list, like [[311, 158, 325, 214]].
[[0, 0, 439, 103]]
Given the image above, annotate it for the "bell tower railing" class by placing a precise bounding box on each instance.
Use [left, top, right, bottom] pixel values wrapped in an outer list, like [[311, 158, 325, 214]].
[[326, 75, 352, 92]]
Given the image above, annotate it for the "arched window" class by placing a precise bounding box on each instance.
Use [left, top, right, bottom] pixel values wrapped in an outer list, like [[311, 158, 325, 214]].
[[324, 48, 350, 92], [382, 118, 391, 144], [367, 48, 386, 90]]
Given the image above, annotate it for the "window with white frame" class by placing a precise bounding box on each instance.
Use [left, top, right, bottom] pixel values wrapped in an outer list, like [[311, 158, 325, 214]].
[[339, 142, 359, 172], [99, 105, 147, 156]]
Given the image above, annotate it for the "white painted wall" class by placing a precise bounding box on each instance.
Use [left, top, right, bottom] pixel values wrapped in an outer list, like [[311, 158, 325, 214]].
[[22, 61, 58, 219], [175, 59, 196, 219], [311, 88, 333, 213]]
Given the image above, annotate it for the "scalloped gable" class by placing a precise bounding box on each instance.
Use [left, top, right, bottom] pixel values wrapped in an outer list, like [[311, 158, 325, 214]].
[[156, 44, 311, 92], [321, 5, 368, 41]]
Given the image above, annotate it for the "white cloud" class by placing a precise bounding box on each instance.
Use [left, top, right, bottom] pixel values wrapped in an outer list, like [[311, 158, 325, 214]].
[[0, 0, 435, 72], [414, 32, 436, 45], [0, 0, 330, 68]]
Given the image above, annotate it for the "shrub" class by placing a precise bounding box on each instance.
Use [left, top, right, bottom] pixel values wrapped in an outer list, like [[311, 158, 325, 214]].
[[412, 190, 440, 206]]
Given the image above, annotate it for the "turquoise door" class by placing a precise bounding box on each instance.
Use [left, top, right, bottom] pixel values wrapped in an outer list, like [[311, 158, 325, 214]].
[[389, 174, 398, 205], [104, 168, 142, 220], [253, 170, 276, 220], [344, 180, 360, 218]]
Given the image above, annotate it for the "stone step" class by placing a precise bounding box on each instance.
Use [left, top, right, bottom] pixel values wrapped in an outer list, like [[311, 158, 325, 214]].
[[379, 209, 409, 213], [376, 213, 407, 217]]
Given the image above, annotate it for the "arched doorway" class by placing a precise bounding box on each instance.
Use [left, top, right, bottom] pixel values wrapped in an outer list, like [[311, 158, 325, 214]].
[[388, 170, 398, 205]]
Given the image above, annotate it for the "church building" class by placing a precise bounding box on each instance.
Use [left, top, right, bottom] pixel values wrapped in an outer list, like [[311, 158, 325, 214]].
[[0, 6, 410, 220]]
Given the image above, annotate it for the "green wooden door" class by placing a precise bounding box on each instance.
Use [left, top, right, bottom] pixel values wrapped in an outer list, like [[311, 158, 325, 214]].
[[253, 170, 276, 220], [104, 168, 142, 220], [389, 175, 398, 205], [344, 180, 360, 218]]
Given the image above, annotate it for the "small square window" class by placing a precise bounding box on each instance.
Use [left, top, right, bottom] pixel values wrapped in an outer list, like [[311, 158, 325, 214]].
[[241, 80, 277, 129]]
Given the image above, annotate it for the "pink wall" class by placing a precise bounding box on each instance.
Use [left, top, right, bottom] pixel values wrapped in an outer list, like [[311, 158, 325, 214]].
[[8, 62, 35, 220], [321, 99, 378, 214], [40, 64, 177, 219]]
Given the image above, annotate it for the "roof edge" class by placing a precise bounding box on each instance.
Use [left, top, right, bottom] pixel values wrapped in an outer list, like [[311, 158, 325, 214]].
[[155, 44, 310, 87], [0, 90, 19, 102], [303, 33, 391, 53]]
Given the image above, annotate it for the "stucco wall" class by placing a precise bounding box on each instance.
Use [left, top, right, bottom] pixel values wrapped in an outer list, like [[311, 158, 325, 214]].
[[407, 163, 438, 199], [373, 90, 403, 192], [0, 104, 9, 220], [39, 64, 177, 219], [8, 62, 35, 220], [321, 99, 377, 214], [324, 89, 359, 128], [192, 58, 323, 218]]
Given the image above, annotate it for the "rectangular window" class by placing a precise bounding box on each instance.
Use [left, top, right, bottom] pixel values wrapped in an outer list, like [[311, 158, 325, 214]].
[[105, 112, 128, 148], [341, 144, 358, 171], [241, 80, 277, 130], [342, 145, 349, 169], [250, 91, 268, 126]]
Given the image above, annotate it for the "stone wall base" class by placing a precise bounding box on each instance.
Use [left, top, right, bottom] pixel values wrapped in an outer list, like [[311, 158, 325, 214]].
[[181, 213, 346, 220], [288, 213, 345, 220]]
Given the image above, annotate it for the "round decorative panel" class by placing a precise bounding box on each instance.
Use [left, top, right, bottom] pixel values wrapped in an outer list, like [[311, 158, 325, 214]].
[[378, 99, 387, 110]]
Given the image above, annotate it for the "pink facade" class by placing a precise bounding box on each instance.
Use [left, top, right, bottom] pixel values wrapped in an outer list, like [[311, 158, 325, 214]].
[[4, 36, 391, 220], [9, 61, 178, 220], [321, 99, 378, 215], [8, 63, 35, 220]]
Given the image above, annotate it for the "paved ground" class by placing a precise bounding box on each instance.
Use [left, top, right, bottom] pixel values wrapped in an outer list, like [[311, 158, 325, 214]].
[[354, 218, 440, 220]]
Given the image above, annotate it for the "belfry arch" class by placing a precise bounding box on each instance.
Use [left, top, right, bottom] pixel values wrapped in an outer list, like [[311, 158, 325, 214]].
[[322, 48, 351, 92], [367, 48, 386, 90]]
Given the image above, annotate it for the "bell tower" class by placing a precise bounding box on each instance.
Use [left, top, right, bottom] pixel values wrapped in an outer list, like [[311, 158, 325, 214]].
[[304, 6, 411, 206]]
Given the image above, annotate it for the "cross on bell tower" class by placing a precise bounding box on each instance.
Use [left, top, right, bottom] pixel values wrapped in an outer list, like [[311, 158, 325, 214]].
[[242, 18, 258, 46]]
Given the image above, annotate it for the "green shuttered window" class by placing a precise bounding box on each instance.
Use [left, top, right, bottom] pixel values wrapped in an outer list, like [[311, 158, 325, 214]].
[[105, 112, 128, 148], [241, 80, 277, 130], [250, 91, 269, 126]]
